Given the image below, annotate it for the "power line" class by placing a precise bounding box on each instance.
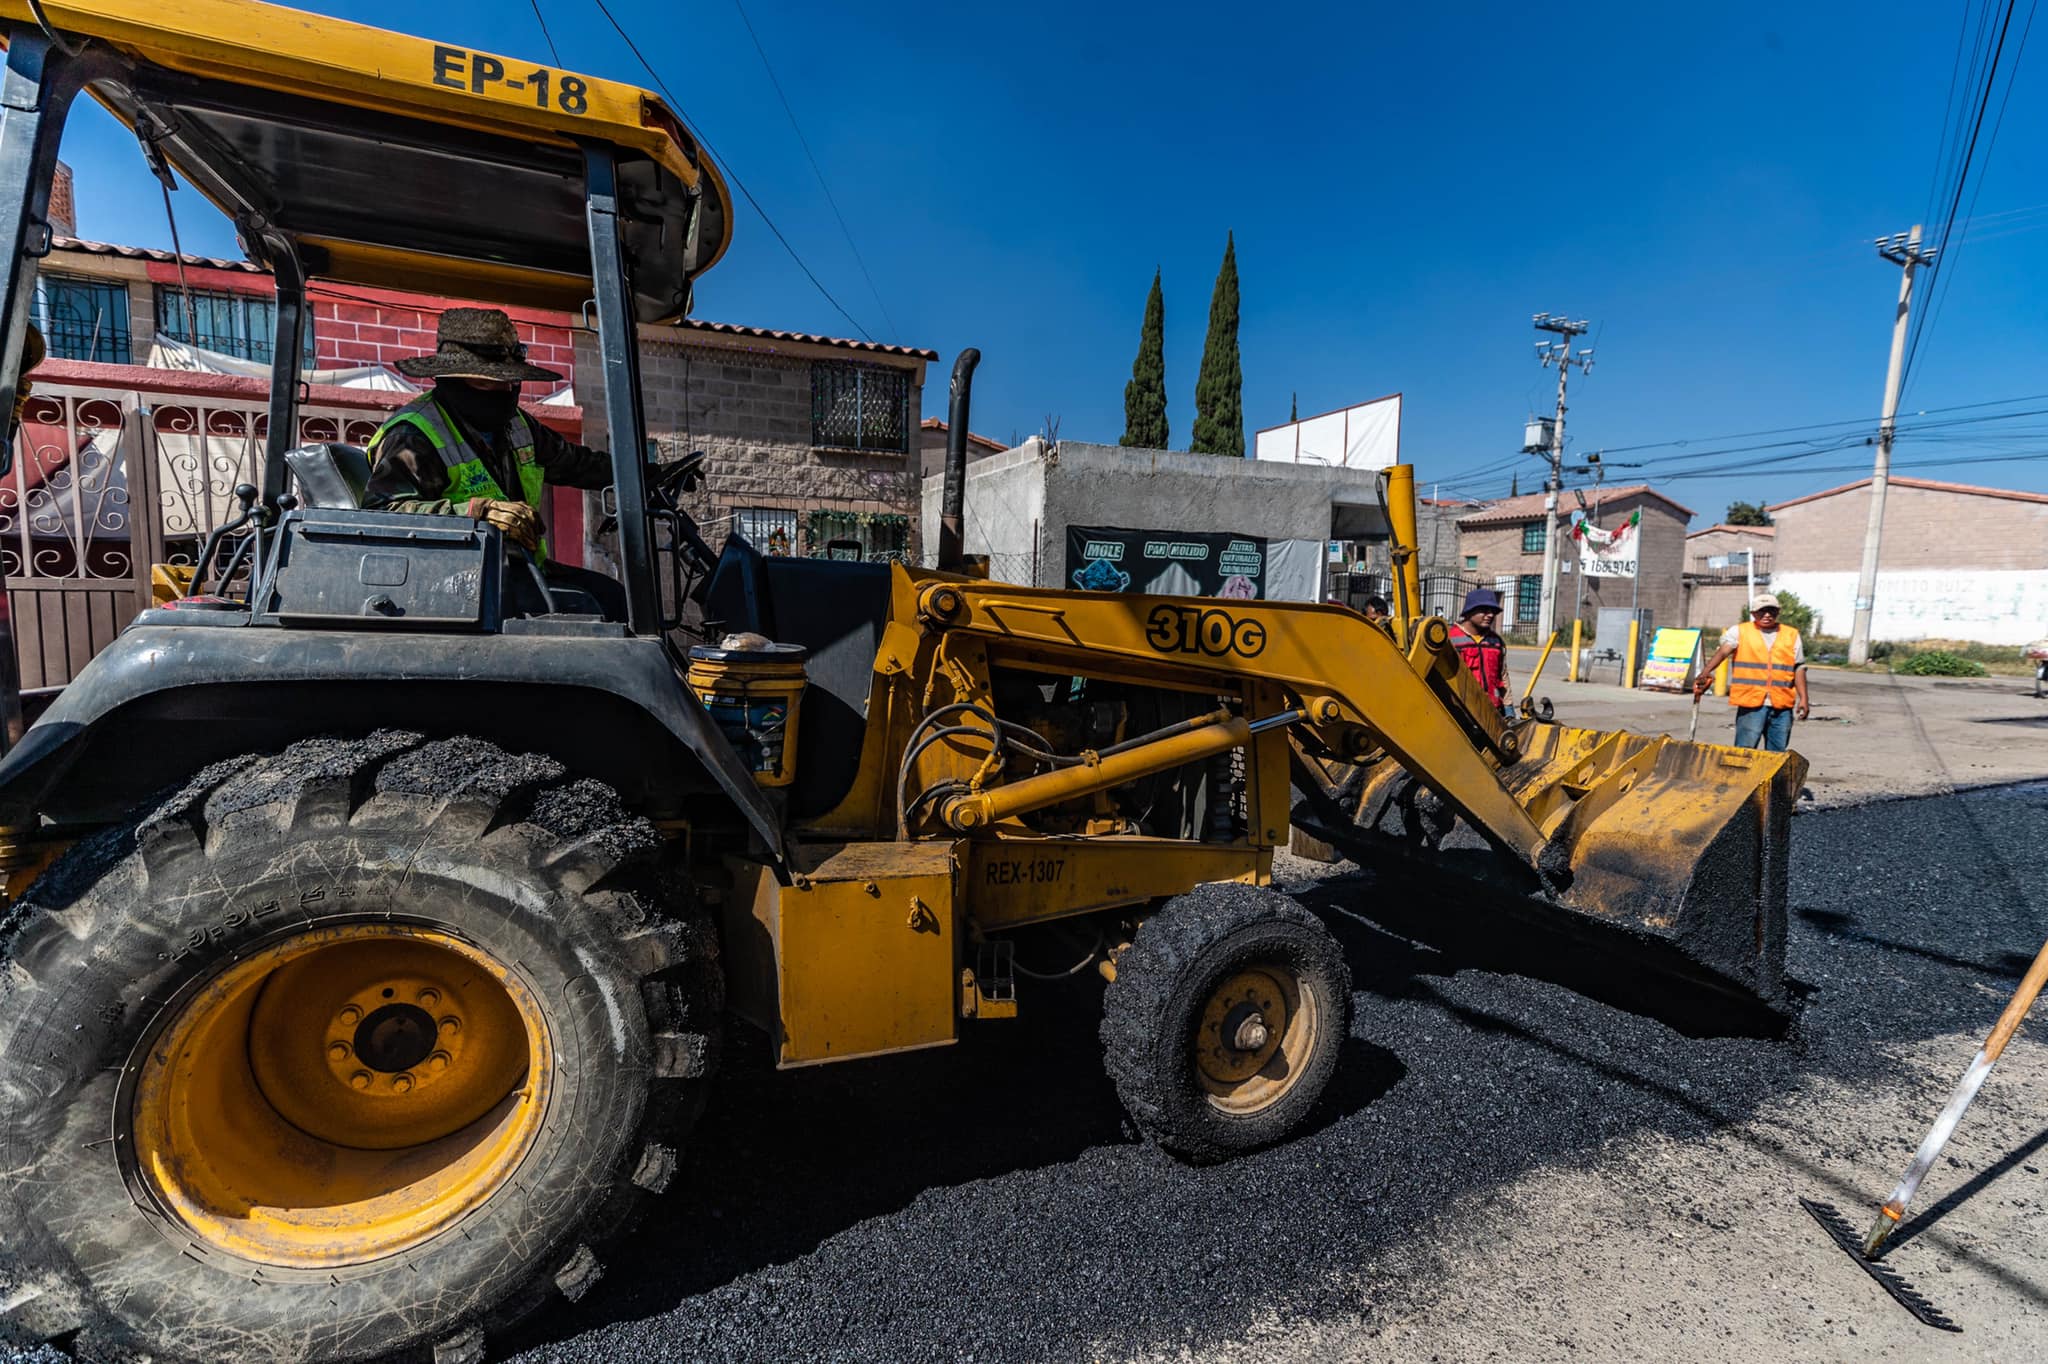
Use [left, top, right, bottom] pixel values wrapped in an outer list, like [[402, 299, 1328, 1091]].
[[581, 0, 880, 342], [1920, 2, 1976, 229], [729, 0, 900, 344], [1429, 391, 2048, 494], [1899, 0, 2025, 392], [527, 0, 562, 66], [1904, 0, 2038, 400]]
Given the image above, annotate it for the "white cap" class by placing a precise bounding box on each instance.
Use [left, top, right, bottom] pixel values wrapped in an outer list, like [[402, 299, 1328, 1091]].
[[1749, 593, 1780, 612]]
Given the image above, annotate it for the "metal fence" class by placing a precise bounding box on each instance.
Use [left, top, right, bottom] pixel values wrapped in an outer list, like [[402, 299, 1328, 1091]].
[[3, 381, 386, 690], [1330, 569, 1487, 620]]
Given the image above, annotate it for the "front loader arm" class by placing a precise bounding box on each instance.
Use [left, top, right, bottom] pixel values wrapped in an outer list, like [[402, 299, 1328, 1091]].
[[903, 577, 1549, 869]]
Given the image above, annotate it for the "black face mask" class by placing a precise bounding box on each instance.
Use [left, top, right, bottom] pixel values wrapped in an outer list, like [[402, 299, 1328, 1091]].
[[434, 380, 520, 432]]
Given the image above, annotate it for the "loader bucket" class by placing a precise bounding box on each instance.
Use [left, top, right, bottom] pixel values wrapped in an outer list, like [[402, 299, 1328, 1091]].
[[1293, 722, 1808, 1025]]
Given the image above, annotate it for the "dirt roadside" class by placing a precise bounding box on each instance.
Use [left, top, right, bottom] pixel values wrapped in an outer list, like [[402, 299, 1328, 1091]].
[[1508, 650, 2048, 807]]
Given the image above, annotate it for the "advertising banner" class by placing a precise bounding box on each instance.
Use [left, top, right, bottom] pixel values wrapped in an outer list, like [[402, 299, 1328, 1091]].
[[1574, 508, 1640, 580], [1066, 526, 1269, 599]]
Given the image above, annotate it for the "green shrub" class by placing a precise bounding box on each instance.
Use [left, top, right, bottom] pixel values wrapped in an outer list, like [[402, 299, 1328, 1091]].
[[1898, 651, 1988, 678], [1770, 589, 1816, 638]]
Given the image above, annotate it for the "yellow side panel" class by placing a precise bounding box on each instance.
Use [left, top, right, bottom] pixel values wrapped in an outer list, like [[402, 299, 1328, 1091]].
[[964, 836, 1266, 929], [728, 843, 959, 1068]]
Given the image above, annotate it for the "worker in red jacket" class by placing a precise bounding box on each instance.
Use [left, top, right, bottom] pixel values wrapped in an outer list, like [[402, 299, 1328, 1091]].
[[1447, 587, 1510, 713]]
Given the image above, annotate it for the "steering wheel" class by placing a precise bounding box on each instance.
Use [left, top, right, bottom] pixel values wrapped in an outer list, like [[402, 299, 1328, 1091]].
[[651, 450, 706, 507], [599, 451, 707, 537]]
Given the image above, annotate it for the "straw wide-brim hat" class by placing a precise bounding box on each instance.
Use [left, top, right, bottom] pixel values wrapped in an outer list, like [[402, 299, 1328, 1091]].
[[393, 307, 563, 383]]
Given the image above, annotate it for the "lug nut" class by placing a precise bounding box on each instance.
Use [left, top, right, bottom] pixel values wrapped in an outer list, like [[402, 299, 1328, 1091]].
[[349, 1070, 372, 1090], [392, 1073, 415, 1094], [419, 988, 440, 1007], [429, 1051, 452, 1072], [338, 1005, 362, 1026], [439, 1016, 460, 1036], [328, 1042, 351, 1062]]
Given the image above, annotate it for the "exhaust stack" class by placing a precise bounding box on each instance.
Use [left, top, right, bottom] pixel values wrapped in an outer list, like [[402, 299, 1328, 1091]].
[[937, 348, 980, 572]]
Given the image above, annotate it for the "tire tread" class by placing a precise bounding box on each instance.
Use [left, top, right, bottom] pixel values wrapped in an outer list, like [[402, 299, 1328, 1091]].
[[0, 731, 721, 1364]]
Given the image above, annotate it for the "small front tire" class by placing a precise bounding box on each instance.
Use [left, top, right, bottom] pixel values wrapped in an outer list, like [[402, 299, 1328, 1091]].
[[1101, 884, 1350, 1162]]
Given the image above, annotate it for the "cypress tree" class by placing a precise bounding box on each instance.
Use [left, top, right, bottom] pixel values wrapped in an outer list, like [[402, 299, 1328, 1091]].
[[1119, 269, 1168, 449], [1191, 231, 1243, 457]]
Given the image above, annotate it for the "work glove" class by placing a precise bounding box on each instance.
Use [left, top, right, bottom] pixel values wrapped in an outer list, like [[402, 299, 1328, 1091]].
[[467, 497, 541, 552]]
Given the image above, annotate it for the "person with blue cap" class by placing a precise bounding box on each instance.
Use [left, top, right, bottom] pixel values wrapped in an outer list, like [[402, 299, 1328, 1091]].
[[1447, 587, 1509, 713]]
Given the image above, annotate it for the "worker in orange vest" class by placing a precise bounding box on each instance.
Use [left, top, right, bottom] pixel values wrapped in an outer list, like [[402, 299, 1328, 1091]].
[[1693, 592, 1809, 751]]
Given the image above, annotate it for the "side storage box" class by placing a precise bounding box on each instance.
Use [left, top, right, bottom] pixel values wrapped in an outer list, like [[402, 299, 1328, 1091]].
[[723, 842, 959, 1066]]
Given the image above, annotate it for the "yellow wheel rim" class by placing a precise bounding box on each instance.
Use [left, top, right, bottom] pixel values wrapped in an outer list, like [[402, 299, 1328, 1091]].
[[1193, 963, 1320, 1116], [128, 924, 552, 1269]]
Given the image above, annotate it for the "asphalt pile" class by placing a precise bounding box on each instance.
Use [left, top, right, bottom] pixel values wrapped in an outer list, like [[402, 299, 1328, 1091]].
[[4, 783, 2042, 1364], [501, 783, 2048, 1363]]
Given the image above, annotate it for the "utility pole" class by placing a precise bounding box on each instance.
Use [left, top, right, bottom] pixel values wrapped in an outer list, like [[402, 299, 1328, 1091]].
[[1532, 313, 1593, 641], [1848, 227, 1937, 665]]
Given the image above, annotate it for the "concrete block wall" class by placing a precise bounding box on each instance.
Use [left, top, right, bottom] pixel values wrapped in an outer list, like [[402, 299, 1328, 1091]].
[[1685, 581, 1754, 631], [1773, 482, 2048, 573], [1769, 482, 2048, 643], [581, 328, 925, 558]]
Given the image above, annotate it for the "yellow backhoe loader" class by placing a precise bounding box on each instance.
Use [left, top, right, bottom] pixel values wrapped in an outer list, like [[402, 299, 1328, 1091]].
[[0, 4, 1804, 1361]]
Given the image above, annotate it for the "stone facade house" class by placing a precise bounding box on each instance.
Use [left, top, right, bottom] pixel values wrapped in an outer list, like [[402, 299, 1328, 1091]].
[[1456, 485, 1693, 635], [577, 323, 937, 567], [1766, 477, 2048, 644]]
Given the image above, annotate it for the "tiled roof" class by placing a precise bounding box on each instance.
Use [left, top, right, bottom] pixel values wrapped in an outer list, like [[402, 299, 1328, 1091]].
[[54, 235, 262, 273], [1456, 483, 1695, 527], [53, 236, 938, 360], [920, 417, 1005, 451], [668, 318, 936, 360], [1767, 475, 2048, 512], [1687, 522, 1777, 538]]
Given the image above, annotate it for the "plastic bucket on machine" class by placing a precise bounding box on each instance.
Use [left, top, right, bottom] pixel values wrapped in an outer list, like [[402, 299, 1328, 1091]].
[[685, 637, 810, 787]]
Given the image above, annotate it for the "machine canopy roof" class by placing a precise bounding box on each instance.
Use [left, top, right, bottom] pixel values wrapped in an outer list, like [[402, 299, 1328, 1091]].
[[2, 0, 732, 320]]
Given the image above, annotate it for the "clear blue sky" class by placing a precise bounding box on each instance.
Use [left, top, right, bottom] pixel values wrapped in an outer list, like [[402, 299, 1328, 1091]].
[[60, 0, 2048, 525]]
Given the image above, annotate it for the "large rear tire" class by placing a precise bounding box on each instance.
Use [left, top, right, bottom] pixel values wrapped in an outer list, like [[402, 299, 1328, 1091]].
[[0, 733, 720, 1363], [1101, 884, 1350, 1163]]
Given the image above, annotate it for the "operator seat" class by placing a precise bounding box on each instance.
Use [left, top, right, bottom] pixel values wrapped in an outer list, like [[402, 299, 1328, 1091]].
[[281, 442, 608, 619], [282, 442, 373, 509]]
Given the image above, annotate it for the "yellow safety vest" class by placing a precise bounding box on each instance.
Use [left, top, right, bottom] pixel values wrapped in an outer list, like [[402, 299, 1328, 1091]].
[[369, 394, 549, 562]]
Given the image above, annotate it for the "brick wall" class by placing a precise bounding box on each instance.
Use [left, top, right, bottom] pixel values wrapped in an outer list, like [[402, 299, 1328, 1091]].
[[577, 327, 927, 561], [1773, 482, 2048, 573], [305, 287, 575, 398], [1459, 492, 1690, 634]]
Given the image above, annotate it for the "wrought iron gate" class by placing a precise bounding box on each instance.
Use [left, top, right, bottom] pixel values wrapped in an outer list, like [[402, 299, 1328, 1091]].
[[1, 383, 382, 691]]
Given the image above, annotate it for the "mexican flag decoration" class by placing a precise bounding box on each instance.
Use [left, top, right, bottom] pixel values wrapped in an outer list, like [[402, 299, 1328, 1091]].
[[1572, 508, 1640, 578], [1571, 506, 1639, 547]]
